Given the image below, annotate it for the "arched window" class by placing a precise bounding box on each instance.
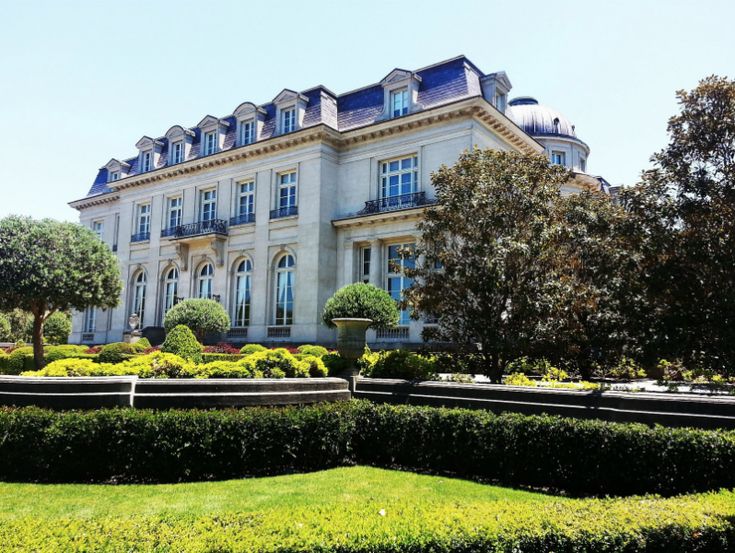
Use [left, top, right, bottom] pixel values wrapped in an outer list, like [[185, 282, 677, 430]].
[[233, 259, 252, 327], [132, 271, 147, 324], [274, 254, 295, 326], [197, 263, 214, 299], [163, 267, 179, 315]]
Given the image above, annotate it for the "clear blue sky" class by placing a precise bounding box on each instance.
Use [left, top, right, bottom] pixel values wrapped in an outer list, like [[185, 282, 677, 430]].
[[0, 0, 733, 222]]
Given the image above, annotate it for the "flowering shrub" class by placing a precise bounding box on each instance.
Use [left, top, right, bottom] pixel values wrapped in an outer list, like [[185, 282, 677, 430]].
[[203, 342, 241, 354]]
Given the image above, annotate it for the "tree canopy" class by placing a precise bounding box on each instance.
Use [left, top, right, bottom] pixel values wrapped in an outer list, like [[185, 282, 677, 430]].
[[0, 216, 121, 368]]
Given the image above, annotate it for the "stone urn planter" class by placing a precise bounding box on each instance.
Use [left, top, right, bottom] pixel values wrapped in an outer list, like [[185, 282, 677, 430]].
[[332, 318, 372, 390]]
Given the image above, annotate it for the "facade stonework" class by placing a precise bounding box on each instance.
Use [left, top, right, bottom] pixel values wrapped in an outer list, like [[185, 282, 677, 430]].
[[70, 56, 602, 346]]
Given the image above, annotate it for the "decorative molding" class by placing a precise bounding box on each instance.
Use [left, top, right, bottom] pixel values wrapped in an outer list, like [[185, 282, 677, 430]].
[[210, 237, 226, 267], [174, 243, 189, 271]]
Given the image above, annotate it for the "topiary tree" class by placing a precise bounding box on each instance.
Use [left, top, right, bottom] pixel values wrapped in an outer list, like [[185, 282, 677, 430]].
[[163, 298, 230, 342], [0, 217, 121, 370], [43, 312, 72, 345], [161, 324, 203, 363], [321, 283, 399, 328]]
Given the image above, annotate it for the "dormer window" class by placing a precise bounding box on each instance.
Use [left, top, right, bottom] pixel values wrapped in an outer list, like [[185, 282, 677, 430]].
[[272, 90, 308, 136], [164, 125, 194, 165], [103, 159, 130, 183], [380, 68, 421, 121], [390, 88, 409, 118], [281, 107, 296, 134], [240, 120, 255, 145], [171, 141, 183, 164], [204, 131, 217, 156], [141, 151, 152, 172], [110, 171, 120, 182]]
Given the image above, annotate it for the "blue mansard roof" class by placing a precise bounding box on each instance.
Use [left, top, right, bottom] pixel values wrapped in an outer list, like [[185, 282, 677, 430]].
[[86, 56, 494, 197]]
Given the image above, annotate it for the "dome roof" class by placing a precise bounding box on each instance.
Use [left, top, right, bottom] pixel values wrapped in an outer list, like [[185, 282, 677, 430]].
[[507, 97, 578, 139]]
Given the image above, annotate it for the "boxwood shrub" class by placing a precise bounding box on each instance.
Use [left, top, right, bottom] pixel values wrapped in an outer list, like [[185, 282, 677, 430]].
[[0, 401, 734, 496]]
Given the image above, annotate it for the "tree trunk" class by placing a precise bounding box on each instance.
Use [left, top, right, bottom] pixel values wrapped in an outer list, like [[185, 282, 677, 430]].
[[486, 352, 503, 384], [32, 314, 45, 371]]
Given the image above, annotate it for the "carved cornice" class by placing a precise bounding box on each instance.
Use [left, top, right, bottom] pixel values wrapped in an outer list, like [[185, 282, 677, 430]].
[[70, 97, 542, 210], [69, 194, 120, 211]]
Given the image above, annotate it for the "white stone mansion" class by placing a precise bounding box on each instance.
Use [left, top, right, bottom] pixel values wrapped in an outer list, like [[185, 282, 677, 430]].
[[69, 55, 606, 346]]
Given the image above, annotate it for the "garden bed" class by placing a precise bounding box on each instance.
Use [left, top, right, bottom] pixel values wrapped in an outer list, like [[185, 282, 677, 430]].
[[0, 466, 734, 552]]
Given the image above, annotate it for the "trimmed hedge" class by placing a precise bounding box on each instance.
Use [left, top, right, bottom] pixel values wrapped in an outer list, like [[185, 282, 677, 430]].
[[1, 490, 735, 552], [1, 401, 734, 496]]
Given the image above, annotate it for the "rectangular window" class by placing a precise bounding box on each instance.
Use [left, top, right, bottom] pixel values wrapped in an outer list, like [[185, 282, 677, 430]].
[[237, 181, 255, 217], [380, 155, 418, 199], [113, 213, 120, 250], [167, 197, 182, 229], [360, 246, 371, 284], [390, 88, 409, 117], [386, 243, 415, 326], [83, 307, 96, 333], [579, 157, 587, 172], [171, 141, 183, 164], [137, 204, 151, 235], [141, 151, 152, 172], [551, 151, 566, 166], [109, 171, 120, 182], [277, 171, 297, 210], [92, 220, 104, 240], [281, 107, 296, 133], [240, 120, 255, 145], [204, 131, 217, 155], [200, 189, 217, 222]]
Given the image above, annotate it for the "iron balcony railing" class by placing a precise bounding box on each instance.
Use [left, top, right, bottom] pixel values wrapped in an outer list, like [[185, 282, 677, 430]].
[[130, 231, 151, 242], [359, 191, 432, 215], [229, 212, 256, 227], [161, 219, 228, 239], [270, 205, 298, 219]]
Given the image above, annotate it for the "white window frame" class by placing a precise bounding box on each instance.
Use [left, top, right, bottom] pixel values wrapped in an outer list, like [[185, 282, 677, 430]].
[[141, 150, 152, 172], [551, 151, 566, 166], [200, 189, 217, 222], [579, 156, 587, 172], [385, 242, 415, 326], [136, 203, 151, 236], [233, 259, 252, 327], [171, 141, 184, 164], [203, 131, 218, 156], [280, 106, 296, 134], [390, 87, 409, 118], [274, 254, 295, 326], [277, 171, 297, 210], [109, 171, 120, 182], [240, 119, 256, 145], [132, 271, 147, 324], [162, 267, 179, 316], [237, 180, 255, 218], [359, 246, 371, 284], [197, 263, 214, 299], [380, 155, 419, 199], [82, 307, 96, 333], [166, 196, 182, 230], [91, 220, 104, 240]]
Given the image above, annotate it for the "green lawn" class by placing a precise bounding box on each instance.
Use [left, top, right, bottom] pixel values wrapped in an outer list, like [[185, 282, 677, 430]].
[[1, 467, 734, 552]]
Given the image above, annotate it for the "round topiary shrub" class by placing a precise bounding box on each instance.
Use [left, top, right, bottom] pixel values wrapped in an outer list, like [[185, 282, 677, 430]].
[[240, 344, 267, 355], [131, 337, 152, 352], [163, 299, 230, 342], [43, 312, 72, 345], [98, 342, 136, 364], [322, 283, 399, 328], [300, 354, 328, 377], [161, 325, 203, 363], [239, 350, 307, 378], [361, 349, 437, 381], [121, 352, 193, 379], [6, 346, 35, 374], [297, 344, 329, 357]]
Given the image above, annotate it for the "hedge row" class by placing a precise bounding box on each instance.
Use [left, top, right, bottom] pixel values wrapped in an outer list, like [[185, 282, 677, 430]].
[[2, 492, 735, 552], [2, 401, 734, 496]]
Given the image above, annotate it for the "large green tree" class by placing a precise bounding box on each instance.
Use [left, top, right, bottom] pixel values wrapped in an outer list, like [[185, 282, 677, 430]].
[[404, 149, 571, 382], [622, 75, 735, 371], [0, 217, 121, 369]]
